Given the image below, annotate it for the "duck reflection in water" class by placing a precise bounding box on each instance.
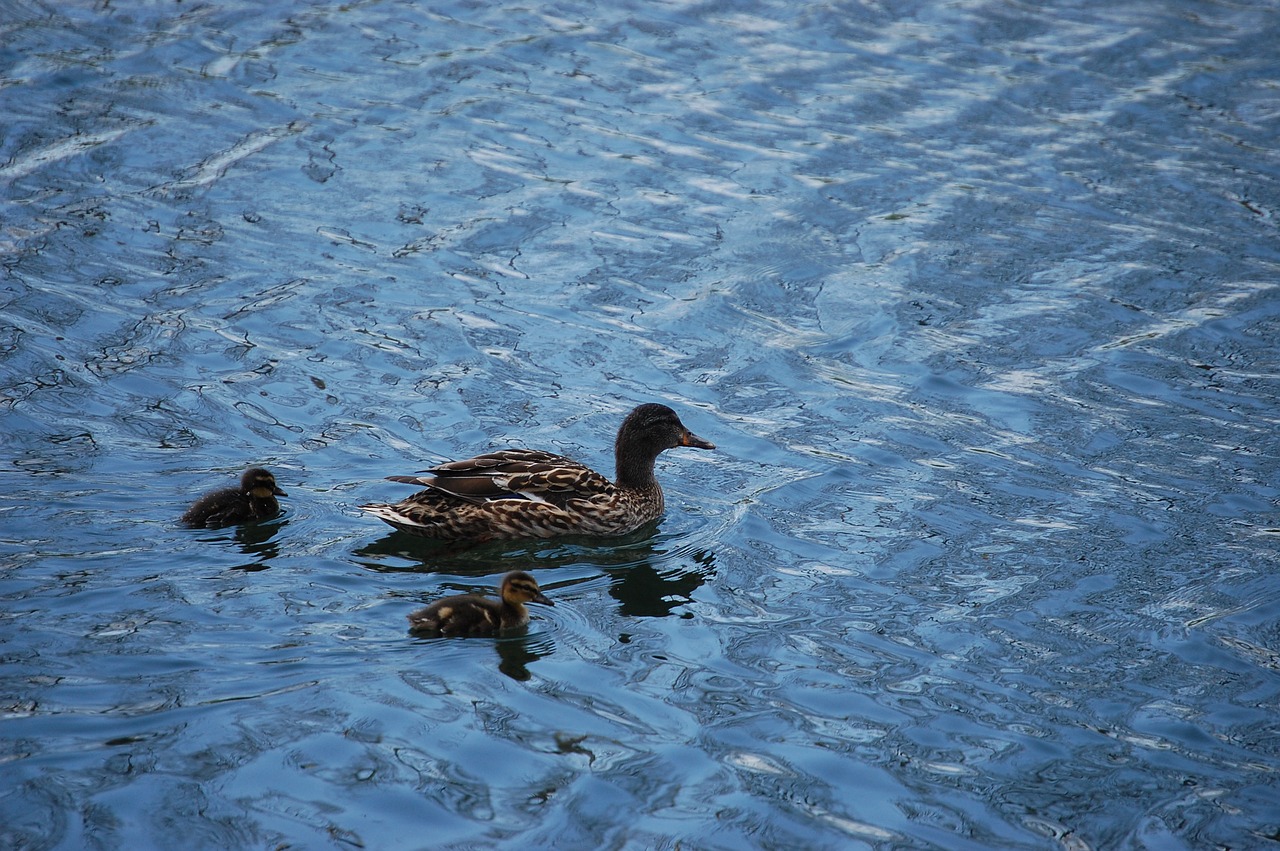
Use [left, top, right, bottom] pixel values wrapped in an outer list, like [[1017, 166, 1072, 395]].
[[360, 531, 716, 622], [608, 548, 716, 618]]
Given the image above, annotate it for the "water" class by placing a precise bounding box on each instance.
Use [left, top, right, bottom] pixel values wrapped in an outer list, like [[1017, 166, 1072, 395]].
[[2, 0, 1278, 847]]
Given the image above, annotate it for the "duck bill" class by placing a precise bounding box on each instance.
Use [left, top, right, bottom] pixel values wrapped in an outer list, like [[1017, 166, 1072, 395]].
[[533, 592, 555, 606], [680, 431, 716, 450]]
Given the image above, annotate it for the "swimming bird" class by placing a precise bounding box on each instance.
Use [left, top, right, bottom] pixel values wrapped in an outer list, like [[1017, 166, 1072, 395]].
[[181, 467, 287, 528], [361, 403, 715, 542], [407, 570, 554, 636]]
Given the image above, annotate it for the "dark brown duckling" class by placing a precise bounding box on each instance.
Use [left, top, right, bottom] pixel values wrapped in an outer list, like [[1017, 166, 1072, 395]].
[[181, 467, 287, 528], [362, 403, 715, 542], [407, 570, 554, 637]]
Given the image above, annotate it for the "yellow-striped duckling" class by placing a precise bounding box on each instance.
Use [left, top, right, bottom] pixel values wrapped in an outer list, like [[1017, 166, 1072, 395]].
[[362, 403, 715, 542], [407, 570, 554, 637], [181, 467, 287, 528]]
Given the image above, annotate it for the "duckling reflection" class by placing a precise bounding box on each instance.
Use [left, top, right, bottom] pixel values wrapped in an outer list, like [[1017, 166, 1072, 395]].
[[408, 570, 554, 637], [495, 631, 556, 682], [181, 467, 287, 528]]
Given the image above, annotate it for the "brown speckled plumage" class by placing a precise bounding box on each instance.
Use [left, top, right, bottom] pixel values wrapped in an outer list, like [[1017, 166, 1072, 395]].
[[361, 404, 715, 542], [407, 570, 554, 636], [181, 467, 287, 528]]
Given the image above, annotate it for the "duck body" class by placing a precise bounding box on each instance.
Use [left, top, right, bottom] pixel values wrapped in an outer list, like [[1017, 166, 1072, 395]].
[[361, 404, 714, 542], [408, 570, 554, 636], [181, 467, 287, 528]]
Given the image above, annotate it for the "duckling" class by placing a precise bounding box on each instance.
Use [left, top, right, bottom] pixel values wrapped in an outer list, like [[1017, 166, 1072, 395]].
[[408, 570, 554, 636], [181, 467, 287, 528], [362, 403, 715, 542]]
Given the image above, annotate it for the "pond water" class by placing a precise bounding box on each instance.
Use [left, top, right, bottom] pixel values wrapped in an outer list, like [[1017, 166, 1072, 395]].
[[3, 0, 1279, 848]]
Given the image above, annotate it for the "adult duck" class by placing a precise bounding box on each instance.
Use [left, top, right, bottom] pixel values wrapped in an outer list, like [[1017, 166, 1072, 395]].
[[360, 403, 715, 542]]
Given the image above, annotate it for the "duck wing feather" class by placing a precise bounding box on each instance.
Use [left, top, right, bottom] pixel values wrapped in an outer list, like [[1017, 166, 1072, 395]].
[[387, 449, 614, 508]]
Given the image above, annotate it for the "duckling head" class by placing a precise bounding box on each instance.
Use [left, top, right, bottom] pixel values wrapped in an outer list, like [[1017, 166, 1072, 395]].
[[501, 570, 554, 607], [242, 467, 288, 499]]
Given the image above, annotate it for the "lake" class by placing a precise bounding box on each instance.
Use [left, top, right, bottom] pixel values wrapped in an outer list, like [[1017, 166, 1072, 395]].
[[2, 0, 1278, 848]]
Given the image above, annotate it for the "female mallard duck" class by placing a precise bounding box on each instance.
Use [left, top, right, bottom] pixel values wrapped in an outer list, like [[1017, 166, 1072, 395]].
[[361, 403, 715, 542], [181, 467, 287, 528], [408, 570, 554, 636]]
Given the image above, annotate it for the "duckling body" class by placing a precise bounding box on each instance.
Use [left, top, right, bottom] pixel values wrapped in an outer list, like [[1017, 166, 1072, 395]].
[[361, 403, 714, 542], [408, 570, 554, 636], [181, 467, 287, 528]]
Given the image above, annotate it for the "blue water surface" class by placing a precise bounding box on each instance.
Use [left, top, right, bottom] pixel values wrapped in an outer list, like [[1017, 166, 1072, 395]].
[[2, 0, 1279, 848]]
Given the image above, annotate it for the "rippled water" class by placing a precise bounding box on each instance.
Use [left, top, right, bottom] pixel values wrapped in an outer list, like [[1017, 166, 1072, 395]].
[[3, 0, 1279, 847]]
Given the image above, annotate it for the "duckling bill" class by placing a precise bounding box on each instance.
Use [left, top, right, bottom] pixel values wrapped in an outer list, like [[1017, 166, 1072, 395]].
[[408, 570, 554, 637], [181, 467, 287, 528]]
